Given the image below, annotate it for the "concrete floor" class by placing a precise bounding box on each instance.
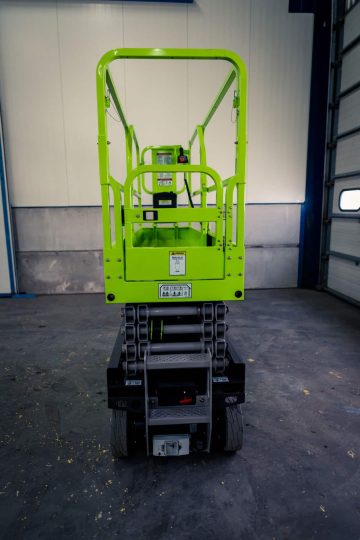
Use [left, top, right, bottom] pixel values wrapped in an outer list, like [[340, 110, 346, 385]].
[[0, 289, 359, 540]]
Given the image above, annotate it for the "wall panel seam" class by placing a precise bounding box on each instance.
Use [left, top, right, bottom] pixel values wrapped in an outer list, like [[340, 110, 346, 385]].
[[55, 0, 70, 205]]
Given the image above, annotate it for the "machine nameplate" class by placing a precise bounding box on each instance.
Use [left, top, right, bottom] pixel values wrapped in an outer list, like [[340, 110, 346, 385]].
[[158, 283, 192, 298], [212, 376, 229, 383], [125, 380, 142, 386]]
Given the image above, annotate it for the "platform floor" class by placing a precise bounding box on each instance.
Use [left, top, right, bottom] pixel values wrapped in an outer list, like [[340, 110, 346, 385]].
[[0, 289, 359, 540]]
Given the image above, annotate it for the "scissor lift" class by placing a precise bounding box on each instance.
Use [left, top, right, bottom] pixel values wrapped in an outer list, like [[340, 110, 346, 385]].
[[97, 48, 247, 456]]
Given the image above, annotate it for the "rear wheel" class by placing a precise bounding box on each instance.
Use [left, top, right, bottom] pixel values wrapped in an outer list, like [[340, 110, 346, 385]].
[[110, 409, 128, 458], [224, 404, 243, 452]]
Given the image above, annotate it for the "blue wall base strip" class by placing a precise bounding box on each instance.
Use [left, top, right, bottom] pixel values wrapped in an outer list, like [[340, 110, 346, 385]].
[[0, 293, 36, 299], [0, 115, 16, 293], [297, 202, 306, 287]]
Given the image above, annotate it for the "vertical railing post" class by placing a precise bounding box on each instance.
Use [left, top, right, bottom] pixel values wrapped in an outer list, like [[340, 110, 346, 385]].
[[197, 125, 208, 238]]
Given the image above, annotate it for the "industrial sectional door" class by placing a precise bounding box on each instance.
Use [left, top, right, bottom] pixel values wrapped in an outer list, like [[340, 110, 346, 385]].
[[321, 0, 360, 304]]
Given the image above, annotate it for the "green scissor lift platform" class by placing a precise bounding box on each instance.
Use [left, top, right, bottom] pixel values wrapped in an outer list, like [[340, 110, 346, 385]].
[[97, 48, 247, 456]]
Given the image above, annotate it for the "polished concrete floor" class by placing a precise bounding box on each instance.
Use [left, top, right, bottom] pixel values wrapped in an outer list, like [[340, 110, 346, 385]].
[[0, 289, 359, 540]]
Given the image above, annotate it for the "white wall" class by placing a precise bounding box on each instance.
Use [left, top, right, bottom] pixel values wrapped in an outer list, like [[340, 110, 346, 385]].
[[0, 0, 313, 207], [0, 0, 314, 293]]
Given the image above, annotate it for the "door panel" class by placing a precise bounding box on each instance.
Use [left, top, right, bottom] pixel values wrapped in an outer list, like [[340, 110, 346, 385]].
[[321, 1, 360, 305]]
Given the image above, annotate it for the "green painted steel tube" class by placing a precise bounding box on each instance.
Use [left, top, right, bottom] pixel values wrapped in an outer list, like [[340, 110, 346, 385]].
[[97, 48, 247, 182], [96, 48, 247, 303], [122, 164, 223, 208]]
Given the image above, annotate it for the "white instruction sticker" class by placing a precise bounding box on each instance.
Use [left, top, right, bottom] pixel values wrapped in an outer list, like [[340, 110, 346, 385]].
[[158, 283, 192, 299], [157, 178, 173, 187], [125, 380, 142, 386], [156, 152, 173, 165], [212, 377, 229, 383], [169, 251, 186, 276]]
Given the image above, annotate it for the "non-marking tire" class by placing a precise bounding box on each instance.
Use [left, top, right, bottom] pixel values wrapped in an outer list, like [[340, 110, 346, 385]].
[[110, 409, 128, 458], [224, 404, 243, 452]]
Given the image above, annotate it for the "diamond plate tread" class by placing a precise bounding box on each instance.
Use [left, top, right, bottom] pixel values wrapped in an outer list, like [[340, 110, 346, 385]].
[[147, 353, 210, 370], [148, 405, 210, 426]]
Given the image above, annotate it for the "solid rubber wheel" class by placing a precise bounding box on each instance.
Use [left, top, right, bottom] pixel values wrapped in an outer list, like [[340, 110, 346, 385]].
[[110, 409, 128, 458], [224, 404, 244, 452]]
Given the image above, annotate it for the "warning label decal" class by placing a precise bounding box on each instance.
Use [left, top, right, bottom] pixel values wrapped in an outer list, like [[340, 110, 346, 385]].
[[169, 251, 186, 276]]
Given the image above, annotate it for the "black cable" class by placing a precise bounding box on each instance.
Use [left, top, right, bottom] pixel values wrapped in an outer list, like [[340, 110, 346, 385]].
[[184, 176, 194, 208]]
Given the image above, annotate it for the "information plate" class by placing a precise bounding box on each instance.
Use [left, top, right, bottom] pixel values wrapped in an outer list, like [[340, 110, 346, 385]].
[[156, 152, 173, 183], [125, 380, 142, 386], [212, 377, 229, 383], [158, 283, 192, 298], [157, 178, 173, 187]]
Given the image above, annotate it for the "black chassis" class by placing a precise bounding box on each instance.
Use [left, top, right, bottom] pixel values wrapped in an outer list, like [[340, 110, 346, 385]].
[[107, 329, 246, 418]]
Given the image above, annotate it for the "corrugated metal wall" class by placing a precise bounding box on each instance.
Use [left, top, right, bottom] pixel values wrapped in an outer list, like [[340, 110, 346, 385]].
[[321, 0, 360, 304], [0, 0, 314, 293]]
